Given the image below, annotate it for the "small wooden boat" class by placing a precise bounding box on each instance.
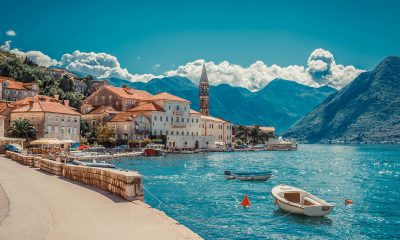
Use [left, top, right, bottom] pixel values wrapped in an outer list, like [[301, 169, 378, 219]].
[[71, 160, 116, 169], [271, 184, 334, 217], [224, 170, 272, 181], [143, 144, 166, 156]]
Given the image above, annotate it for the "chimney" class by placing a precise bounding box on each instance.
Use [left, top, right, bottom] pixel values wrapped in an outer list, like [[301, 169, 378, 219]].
[[64, 100, 69, 107], [28, 100, 34, 109], [54, 94, 59, 100]]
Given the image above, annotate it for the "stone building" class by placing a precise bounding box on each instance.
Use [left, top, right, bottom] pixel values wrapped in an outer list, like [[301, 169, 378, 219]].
[[107, 112, 151, 140], [81, 105, 119, 131], [81, 85, 152, 113], [11, 95, 81, 141], [0, 101, 16, 130], [0, 77, 39, 101]]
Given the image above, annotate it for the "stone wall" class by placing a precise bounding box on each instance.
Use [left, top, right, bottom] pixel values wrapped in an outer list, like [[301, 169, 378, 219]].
[[5, 151, 143, 201]]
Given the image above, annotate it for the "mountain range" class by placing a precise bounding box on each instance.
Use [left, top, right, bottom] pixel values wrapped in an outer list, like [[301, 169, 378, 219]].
[[107, 76, 336, 133], [284, 56, 400, 143]]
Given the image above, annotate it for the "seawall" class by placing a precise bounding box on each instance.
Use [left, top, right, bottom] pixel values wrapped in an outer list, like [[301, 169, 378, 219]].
[[5, 151, 143, 201]]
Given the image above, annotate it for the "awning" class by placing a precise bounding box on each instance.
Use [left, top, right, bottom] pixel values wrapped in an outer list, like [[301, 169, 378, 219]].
[[30, 138, 64, 145]]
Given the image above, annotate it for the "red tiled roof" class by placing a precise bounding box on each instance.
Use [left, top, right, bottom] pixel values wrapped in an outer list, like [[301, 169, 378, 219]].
[[104, 85, 152, 100], [143, 92, 190, 103], [15, 95, 55, 106], [127, 102, 164, 112], [189, 109, 201, 115], [0, 77, 38, 90], [12, 97, 80, 115], [86, 105, 119, 114]]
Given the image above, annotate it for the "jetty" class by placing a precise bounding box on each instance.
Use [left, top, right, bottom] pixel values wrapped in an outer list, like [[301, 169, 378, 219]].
[[0, 153, 201, 240]]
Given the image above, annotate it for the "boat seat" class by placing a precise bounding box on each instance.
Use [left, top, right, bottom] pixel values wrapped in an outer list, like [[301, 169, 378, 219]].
[[284, 192, 300, 203], [303, 196, 321, 206]]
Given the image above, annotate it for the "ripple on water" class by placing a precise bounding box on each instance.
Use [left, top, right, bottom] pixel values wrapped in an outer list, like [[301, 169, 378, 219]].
[[115, 144, 400, 240]]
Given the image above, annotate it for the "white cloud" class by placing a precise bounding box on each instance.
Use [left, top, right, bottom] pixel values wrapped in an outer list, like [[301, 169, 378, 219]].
[[1, 41, 362, 90], [152, 63, 161, 70], [165, 49, 363, 91], [0, 41, 58, 67], [59, 50, 160, 82], [5, 30, 16, 37]]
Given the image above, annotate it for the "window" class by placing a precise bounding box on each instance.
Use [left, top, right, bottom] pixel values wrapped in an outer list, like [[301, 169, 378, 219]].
[[177, 131, 179, 135], [166, 117, 168, 122], [196, 119, 199, 123], [31, 116, 35, 121], [166, 130, 168, 135], [176, 105, 180, 110], [187, 118, 189, 123], [181, 118, 184, 122], [154, 116, 157, 121], [61, 127, 65, 136], [171, 131, 173, 135], [74, 118, 78, 123], [67, 127, 71, 134], [92, 120, 96, 126], [61, 118, 65, 122], [47, 126, 52, 134], [176, 117, 179, 122], [55, 117, 58, 122], [192, 119, 193, 123], [67, 118, 71, 123], [160, 116, 163, 121]]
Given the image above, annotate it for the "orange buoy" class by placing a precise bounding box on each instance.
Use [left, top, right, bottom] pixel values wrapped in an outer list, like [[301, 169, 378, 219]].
[[345, 199, 353, 205], [241, 194, 251, 207]]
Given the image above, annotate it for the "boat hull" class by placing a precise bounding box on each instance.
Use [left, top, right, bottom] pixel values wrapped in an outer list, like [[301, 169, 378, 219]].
[[143, 149, 165, 156], [224, 171, 272, 181], [271, 184, 334, 217]]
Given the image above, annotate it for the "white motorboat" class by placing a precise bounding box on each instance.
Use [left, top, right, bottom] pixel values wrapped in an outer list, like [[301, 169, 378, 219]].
[[271, 184, 334, 217]]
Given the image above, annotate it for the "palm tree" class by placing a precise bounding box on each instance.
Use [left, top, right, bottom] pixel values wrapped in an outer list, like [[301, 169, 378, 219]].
[[6, 119, 36, 139]]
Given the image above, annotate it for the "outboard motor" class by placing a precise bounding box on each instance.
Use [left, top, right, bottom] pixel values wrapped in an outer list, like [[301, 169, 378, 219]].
[[224, 170, 231, 176]]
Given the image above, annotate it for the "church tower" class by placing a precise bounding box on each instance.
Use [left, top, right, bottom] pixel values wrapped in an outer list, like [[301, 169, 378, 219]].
[[199, 62, 210, 116]]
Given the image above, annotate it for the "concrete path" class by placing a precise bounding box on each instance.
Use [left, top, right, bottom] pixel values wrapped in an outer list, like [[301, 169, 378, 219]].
[[0, 157, 201, 240]]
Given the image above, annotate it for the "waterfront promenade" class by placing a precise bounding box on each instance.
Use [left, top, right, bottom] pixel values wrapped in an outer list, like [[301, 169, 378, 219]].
[[0, 156, 201, 240]]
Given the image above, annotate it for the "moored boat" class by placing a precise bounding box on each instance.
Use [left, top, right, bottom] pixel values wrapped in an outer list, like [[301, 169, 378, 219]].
[[224, 170, 272, 181], [271, 184, 334, 217], [143, 144, 166, 156]]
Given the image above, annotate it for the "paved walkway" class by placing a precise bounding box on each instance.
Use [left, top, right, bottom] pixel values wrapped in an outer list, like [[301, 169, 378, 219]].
[[0, 157, 201, 240]]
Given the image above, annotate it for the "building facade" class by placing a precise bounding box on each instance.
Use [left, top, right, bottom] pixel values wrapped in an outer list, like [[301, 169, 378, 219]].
[[11, 96, 81, 141], [0, 77, 39, 101]]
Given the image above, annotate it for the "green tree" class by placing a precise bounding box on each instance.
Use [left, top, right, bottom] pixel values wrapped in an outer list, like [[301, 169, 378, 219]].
[[80, 120, 90, 137], [6, 119, 37, 139], [96, 124, 116, 147]]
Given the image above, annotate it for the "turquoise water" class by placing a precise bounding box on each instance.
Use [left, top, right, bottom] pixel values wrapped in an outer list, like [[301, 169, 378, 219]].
[[113, 145, 400, 239]]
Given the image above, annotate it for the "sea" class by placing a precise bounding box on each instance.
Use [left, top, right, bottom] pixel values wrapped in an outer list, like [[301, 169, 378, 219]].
[[113, 144, 400, 239]]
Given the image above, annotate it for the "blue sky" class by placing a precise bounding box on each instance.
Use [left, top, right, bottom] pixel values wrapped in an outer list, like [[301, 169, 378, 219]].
[[1, 0, 399, 90]]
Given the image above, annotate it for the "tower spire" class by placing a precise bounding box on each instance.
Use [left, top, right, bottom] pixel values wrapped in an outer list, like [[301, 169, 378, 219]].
[[200, 62, 209, 83]]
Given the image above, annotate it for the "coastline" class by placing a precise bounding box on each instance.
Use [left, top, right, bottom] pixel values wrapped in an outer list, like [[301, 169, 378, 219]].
[[0, 156, 201, 240]]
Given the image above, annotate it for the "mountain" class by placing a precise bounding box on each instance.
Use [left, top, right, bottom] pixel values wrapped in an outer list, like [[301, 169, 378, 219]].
[[108, 77, 335, 133], [284, 56, 400, 143]]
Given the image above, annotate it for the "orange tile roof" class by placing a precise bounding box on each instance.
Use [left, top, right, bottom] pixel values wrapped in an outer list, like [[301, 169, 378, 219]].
[[108, 112, 150, 122], [0, 76, 38, 90], [15, 95, 55, 106], [12, 98, 80, 115], [108, 112, 134, 122], [189, 109, 201, 115], [127, 102, 164, 112], [143, 92, 190, 103], [104, 85, 152, 100], [86, 105, 119, 114]]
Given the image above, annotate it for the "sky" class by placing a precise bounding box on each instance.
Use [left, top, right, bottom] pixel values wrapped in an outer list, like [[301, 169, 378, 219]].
[[1, 0, 399, 90]]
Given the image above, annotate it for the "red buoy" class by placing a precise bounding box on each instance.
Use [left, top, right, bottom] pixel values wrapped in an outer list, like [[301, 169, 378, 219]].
[[345, 199, 353, 205], [241, 194, 251, 207]]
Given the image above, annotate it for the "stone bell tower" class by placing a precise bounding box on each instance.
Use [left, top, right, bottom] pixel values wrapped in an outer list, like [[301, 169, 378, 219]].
[[199, 62, 210, 116]]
